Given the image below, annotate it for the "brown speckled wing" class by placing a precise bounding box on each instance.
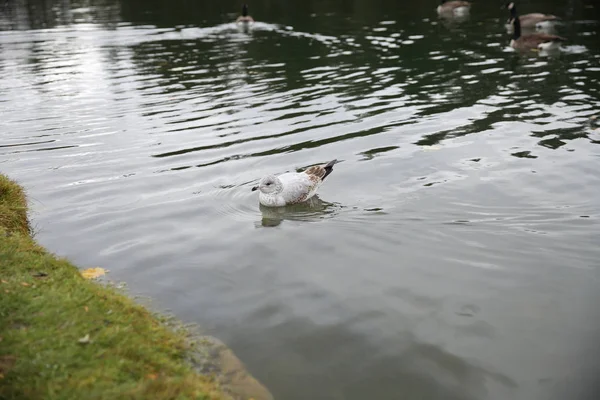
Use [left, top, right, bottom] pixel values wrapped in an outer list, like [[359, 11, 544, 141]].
[[304, 165, 327, 181], [302, 159, 337, 192]]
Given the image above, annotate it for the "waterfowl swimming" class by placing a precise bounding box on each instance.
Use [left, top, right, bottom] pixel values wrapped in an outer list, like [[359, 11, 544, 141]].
[[236, 4, 254, 23], [589, 115, 600, 131], [252, 160, 337, 207], [509, 12, 565, 52], [505, 2, 559, 32], [437, 0, 471, 16]]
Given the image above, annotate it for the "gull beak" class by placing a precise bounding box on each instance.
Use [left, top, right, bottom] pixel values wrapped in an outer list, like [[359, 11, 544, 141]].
[[251, 186, 258, 191]]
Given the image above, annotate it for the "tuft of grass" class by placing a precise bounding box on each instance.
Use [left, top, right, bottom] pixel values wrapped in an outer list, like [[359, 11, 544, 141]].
[[0, 175, 230, 400], [0, 175, 30, 237]]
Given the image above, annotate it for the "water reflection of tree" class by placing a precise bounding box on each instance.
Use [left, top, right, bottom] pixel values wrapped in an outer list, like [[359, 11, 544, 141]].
[[3, 0, 599, 31], [3, 0, 598, 154], [0, 0, 121, 30], [1, 0, 59, 30]]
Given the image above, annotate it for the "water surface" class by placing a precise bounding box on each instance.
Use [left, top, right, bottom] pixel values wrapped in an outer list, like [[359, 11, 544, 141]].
[[2, 0, 600, 399]]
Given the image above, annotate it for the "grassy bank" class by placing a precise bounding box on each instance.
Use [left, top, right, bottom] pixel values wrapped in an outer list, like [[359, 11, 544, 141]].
[[0, 175, 231, 400]]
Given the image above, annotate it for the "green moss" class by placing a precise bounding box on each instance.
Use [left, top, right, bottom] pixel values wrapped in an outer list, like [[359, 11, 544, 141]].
[[0, 175, 228, 400]]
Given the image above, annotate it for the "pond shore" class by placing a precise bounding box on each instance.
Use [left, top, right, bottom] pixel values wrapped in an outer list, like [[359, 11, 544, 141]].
[[0, 174, 272, 400]]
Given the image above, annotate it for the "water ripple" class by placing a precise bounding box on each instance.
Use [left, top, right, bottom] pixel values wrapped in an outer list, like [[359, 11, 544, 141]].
[[1, 4, 600, 400]]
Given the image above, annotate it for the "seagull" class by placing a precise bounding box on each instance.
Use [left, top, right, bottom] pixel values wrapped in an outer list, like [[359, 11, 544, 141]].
[[252, 160, 337, 207]]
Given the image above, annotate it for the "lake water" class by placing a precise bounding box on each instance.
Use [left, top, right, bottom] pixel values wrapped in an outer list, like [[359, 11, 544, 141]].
[[2, 0, 600, 399]]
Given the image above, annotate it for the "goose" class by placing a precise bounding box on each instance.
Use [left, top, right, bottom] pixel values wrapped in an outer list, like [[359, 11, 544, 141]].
[[252, 160, 337, 207], [505, 2, 559, 32], [437, 0, 471, 16], [236, 4, 254, 23], [509, 12, 565, 52]]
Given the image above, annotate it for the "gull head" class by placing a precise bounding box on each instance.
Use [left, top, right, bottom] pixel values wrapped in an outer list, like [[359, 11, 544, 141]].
[[252, 175, 283, 194]]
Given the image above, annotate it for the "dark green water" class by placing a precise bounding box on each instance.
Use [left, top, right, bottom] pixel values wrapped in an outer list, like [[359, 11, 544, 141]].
[[2, 0, 600, 399]]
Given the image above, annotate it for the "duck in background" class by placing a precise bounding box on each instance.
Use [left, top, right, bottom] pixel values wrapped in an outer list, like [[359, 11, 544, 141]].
[[504, 2, 559, 34], [437, 0, 471, 17], [236, 4, 254, 24], [509, 10, 565, 53]]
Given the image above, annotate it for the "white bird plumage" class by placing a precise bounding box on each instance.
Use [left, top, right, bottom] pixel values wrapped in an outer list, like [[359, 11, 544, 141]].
[[252, 160, 337, 207]]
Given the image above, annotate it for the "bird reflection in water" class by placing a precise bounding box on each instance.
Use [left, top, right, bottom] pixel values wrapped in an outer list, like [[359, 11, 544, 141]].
[[257, 195, 339, 227]]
